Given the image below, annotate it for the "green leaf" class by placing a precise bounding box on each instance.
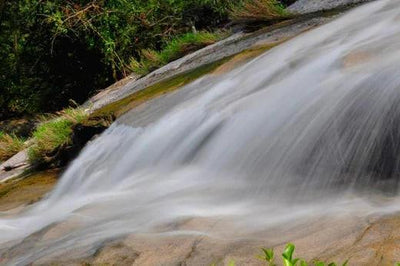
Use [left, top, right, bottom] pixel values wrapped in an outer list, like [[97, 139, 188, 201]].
[[282, 259, 292, 266], [315, 262, 325, 266], [282, 243, 295, 261], [262, 248, 274, 262], [328, 263, 337, 266], [300, 260, 308, 266], [342, 260, 349, 266]]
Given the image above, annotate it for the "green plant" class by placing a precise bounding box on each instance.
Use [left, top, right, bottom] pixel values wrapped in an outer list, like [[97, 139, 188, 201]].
[[0, 132, 25, 162], [27, 108, 89, 162], [228, 260, 236, 266], [259, 244, 349, 266], [28, 117, 73, 163], [61, 108, 89, 125], [230, 0, 290, 23], [129, 31, 223, 75], [27, 107, 111, 164], [282, 243, 300, 266], [259, 248, 276, 266], [0, 0, 235, 118]]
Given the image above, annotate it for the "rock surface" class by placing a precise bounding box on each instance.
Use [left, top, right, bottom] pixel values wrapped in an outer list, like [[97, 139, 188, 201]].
[[288, 0, 372, 14], [0, 2, 387, 265], [2, 210, 400, 265], [0, 169, 58, 212], [85, 16, 337, 114], [0, 150, 30, 182], [0, 1, 373, 184]]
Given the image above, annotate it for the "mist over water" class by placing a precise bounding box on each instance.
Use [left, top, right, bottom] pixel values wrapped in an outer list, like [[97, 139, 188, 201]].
[[2, 0, 400, 263]]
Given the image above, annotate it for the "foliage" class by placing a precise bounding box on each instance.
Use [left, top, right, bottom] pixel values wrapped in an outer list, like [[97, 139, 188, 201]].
[[0, 0, 235, 119], [230, 0, 290, 23], [0, 1, 110, 118], [128, 31, 223, 75], [258, 243, 349, 266], [28, 118, 74, 163], [258, 248, 277, 266], [0, 0, 293, 119], [0, 132, 25, 162], [27, 108, 89, 163]]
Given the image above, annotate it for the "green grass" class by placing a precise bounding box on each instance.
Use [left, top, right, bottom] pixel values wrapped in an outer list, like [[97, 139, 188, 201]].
[[0, 132, 25, 162], [28, 118, 73, 163], [27, 108, 89, 163], [128, 31, 224, 75], [229, 0, 290, 23], [28, 108, 112, 164]]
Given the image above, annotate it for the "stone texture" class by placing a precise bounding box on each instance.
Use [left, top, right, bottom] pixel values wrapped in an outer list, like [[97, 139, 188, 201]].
[[85, 16, 336, 114], [288, 0, 373, 14], [18, 212, 400, 265], [0, 150, 30, 183]]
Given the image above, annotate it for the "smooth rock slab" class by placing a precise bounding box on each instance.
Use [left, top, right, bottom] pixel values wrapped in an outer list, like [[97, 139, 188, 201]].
[[288, 0, 372, 14]]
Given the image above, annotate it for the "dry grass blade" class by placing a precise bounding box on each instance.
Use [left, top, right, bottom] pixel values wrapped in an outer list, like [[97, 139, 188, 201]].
[[230, 0, 290, 23], [0, 132, 25, 162]]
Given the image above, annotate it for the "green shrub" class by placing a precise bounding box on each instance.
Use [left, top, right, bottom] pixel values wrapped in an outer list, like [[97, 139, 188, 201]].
[[0, 132, 25, 162], [0, 0, 235, 118]]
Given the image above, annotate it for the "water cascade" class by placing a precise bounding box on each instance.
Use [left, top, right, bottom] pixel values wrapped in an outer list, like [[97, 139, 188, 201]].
[[2, 0, 400, 263]]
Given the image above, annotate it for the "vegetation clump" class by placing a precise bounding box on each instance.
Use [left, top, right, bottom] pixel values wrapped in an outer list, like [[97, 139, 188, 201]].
[[230, 0, 290, 23], [258, 243, 348, 266], [0, 0, 291, 119], [0, 132, 25, 162], [28, 108, 111, 165], [129, 31, 224, 75], [0, 0, 233, 118]]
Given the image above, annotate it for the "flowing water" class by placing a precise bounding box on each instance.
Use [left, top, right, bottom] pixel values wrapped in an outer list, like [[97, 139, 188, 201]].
[[2, 0, 400, 264]]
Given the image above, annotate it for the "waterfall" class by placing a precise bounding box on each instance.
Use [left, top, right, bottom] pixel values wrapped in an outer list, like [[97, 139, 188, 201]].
[[2, 0, 400, 263]]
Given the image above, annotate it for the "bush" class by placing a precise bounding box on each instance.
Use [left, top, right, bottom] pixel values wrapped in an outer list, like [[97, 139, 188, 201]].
[[0, 0, 235, 118], [1, 1, 294, 118], [0, 132, 25, 162]]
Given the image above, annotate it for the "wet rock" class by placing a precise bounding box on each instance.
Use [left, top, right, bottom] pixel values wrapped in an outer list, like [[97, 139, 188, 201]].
[[0, 150, 30, 182], [50, 123, 108, 168], [85, 17, 335, 114], [0, 169, 58, 211], [91, 242, 140, 265], [288, 0, 372, 14]]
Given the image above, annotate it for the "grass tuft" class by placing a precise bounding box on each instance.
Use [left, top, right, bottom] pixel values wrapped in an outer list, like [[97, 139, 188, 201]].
[[0, 132, 25, 162], [28, 118, 73, 163], [128, 31, 223, 75], [28, 108, 89, 163], [229, 0, 290, 23]]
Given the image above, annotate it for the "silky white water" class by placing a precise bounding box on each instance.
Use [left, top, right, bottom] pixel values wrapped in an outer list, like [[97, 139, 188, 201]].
[[2, 0, 400, 263]]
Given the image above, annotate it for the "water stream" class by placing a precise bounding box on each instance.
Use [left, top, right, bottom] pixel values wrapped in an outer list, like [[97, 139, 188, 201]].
[[2, 0, 400, 264]]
